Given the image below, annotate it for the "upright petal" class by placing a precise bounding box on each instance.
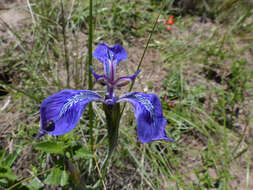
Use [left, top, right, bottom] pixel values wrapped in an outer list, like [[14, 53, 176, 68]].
[[93, 43, 127, 64], [93, 43, 127, 80], [39, 90, 103, 137], [118, 92, 173, 143]]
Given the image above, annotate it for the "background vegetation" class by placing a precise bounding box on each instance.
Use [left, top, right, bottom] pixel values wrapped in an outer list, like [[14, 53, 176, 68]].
[[0, 0, 252, 189]]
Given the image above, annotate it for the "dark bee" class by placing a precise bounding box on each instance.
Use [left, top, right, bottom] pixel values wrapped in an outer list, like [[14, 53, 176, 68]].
[[43, 120, 55, 131]]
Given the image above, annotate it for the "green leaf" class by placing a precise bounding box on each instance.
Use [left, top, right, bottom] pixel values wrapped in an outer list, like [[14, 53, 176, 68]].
[[44, 168, 68, 186], [26, 178, 44, 190], [60, 170, 68, 186], [0, 166, 16, 181], [0, 150, 6, 165], [3, 149, 22, 168], [0, 178, 9, 187], [74, 147, 93, 159], [34, 141, 66, 154]]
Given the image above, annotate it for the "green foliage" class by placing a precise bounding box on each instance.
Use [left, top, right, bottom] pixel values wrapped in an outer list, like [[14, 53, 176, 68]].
[[26, 178, 44, 190], [44, 168, 68, 186], [0, 149, 22, 189], [34, 141, 66, 154], [161, 68, 184, 101], [0, 0, 252, 189]]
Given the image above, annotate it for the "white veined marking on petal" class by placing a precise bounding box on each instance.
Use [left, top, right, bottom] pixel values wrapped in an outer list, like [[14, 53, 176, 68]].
[[105, 50, 114, 79], [105, 59, 111, 78], [134, 94, 154, 121], [58, 92, 100, 119], [108, 59, 113, 79]]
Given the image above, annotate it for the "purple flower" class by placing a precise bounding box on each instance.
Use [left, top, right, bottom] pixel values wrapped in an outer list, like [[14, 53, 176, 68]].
[[37, 43, 173, 143]]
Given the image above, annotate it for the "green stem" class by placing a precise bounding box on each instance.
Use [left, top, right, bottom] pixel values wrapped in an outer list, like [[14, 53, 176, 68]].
[[120, 1, 165, 116], [102, 103, 120, 174], [7, 168, 52, 190], [86, 103, 120, 189], [88, 0, 94, 153], [60, 0, 70, 88]]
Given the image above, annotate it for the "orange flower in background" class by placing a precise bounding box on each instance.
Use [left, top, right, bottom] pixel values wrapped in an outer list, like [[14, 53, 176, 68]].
[[164, 15, 174, 31], [168, 18, 174, 25], [165, 15, 174, 25]]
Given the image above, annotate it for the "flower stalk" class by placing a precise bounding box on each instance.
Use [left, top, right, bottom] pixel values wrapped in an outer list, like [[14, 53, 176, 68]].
[[101, 102, 121, 174]]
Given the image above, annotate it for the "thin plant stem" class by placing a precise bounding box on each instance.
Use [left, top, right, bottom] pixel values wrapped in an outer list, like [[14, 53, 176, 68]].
[[93, 152, 107, 190], [7, 168, 52, 190], [60, 0, 70, 88], [120, 1, 165, 116], [88, 0, 94, 91], [88, 0, 94, 156], [26, 0, 36, 25]]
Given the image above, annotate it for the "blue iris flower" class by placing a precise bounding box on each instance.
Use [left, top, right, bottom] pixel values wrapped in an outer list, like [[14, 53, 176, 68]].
[[37, 43, 173, 143]]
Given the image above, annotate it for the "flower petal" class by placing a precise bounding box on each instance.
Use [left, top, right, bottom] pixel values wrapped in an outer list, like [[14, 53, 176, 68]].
[[93, 43, 127, 64], [90, 66, 110, 86], [114, 70, 140, 88], [118, 92, 173, 143], [93, 43, 127, 80], [39, 90, 103, 137]]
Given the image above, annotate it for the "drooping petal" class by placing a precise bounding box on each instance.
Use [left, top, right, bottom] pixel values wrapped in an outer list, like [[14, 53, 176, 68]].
[[118, 92, 173, 143], [93, 43, 127, 80], [39, 90, 103, 137], [114, 70, 140, 88]]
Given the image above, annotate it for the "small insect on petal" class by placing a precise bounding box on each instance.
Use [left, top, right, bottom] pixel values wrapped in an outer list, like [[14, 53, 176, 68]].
[[39, 90, 104, 136], [43, 120, 55, 131]]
